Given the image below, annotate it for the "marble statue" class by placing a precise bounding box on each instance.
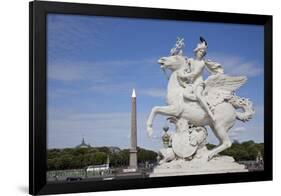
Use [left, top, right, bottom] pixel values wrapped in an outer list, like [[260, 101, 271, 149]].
[[147, 37, 255, 176]]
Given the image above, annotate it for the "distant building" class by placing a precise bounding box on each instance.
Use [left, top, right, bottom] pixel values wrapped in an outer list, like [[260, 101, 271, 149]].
[[76, 138, 91, 148], [86, 155, 110, 173], [239, 151, 264, 171], [256, 151, 263, 163], [108, 146, 121, 153]]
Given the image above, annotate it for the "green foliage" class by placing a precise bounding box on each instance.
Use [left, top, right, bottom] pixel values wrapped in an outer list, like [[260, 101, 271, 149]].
[[207, 141, 264, 161], [47, 146, 157, 170], [137, 147, 158, 163], [48, 141, 262, 170]]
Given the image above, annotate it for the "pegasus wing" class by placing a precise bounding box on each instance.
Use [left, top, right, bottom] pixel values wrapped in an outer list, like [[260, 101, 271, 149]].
[[204, 74, 247, 106], [205, 74, 247, 93]]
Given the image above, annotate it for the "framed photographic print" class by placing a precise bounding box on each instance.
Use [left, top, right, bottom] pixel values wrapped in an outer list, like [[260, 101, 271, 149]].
[[29, 1, 272, 195]]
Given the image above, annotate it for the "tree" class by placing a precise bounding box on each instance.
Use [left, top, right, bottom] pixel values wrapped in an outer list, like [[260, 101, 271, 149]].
[[137, 147, 158, 164], [47, 143, 266, 170], [217, 141, 264, 161], [92, 152, 107, 165]]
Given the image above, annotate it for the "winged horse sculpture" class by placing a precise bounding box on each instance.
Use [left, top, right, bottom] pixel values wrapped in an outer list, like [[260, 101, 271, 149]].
[[146, 37, 254, 160]]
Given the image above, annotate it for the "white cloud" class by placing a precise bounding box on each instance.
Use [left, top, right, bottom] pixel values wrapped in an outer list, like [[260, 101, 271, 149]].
[[48, 104, 264, 149], [89, 84, 166, 99], [48, 88, 79, 99], [48, 64, 84, 81], [233, 127, 247, 133], [48, 62, 110, 82], [207, 53, 263, 77], [228, 126, 246, 140], [47, 108, 166, 150], [139, 88, 166, 98], [48, 111, 130, 148], [89, 83, 134, 95], [48, 58, 156, 82]]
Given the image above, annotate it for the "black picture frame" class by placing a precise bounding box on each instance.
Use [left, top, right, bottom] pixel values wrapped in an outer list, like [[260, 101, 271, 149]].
[[29, 1, 273, 195]]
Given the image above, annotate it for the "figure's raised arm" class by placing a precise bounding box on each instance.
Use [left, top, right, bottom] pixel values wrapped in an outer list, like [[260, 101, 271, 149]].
[[205, 59, 224, 75]]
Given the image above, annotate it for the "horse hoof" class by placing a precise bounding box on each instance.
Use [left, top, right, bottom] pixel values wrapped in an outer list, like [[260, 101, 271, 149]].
[[147, 126, 153, 137]]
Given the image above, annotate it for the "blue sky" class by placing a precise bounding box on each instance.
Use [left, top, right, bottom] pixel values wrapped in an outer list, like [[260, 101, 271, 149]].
[[47, 14, 264, 150]]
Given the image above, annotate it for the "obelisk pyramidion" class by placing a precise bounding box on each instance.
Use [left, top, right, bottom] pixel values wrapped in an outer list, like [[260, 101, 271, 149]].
[[129, 88, 138, 170]]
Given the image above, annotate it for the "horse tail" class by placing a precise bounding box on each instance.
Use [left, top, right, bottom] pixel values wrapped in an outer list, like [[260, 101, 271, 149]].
[[228, 95, 255, 122]]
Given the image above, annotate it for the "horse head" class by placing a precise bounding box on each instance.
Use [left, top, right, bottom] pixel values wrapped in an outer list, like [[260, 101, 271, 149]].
[[158, 55, 187, 71]]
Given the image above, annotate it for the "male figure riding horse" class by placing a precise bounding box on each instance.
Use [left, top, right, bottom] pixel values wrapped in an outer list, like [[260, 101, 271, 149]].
[[176, 37, 223, 123]]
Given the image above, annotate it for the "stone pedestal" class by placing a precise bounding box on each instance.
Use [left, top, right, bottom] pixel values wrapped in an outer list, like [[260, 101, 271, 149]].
[[129, 149, 138, 169], [150, 154, 247, 177]]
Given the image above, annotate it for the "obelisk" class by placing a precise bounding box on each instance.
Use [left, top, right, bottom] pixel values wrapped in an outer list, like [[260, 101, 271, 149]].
[[129, 88, 138, 170]]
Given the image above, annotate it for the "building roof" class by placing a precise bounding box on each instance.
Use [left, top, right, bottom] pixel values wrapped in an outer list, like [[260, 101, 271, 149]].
[[76, 138, 91, 148]]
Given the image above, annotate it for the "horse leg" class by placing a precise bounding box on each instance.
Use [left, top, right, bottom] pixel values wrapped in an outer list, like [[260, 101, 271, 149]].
[[207, 103, 236, 160], [208, 121, 234, 160], [146, 105, 182, 135], [209, 124, 222, 146]]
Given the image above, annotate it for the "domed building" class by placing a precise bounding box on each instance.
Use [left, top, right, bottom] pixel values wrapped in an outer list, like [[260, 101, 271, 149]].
[[76, 138, 91, 148]]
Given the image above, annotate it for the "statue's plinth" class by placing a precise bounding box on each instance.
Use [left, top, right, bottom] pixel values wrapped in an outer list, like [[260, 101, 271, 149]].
[[150, 155, 247, 177]]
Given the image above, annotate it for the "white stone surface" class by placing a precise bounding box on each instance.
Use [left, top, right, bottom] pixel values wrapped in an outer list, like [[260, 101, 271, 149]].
[[159, 148, 176, 164], [146, 37, 254, 160], [172, 131, 197, 158], [150, 154, 247, 177]]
